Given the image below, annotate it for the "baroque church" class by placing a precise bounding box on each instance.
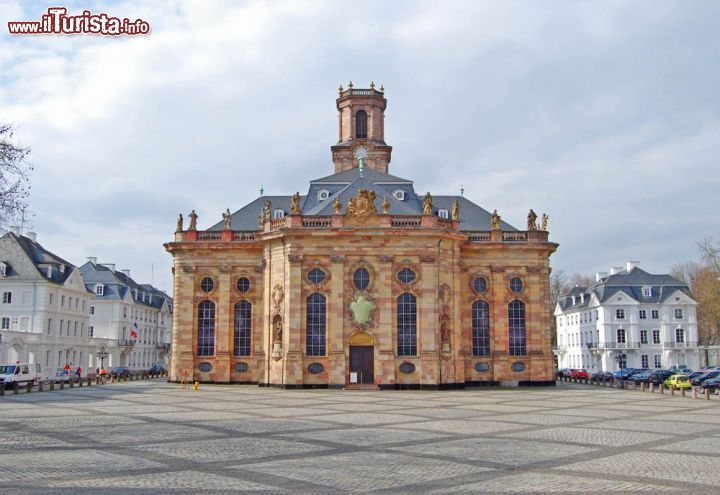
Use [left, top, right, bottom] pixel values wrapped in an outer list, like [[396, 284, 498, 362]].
[[165, 83, 558, 388]]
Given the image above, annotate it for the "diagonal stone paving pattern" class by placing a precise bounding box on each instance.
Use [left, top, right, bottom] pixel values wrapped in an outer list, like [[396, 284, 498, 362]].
[[0, 380, 718, 494]]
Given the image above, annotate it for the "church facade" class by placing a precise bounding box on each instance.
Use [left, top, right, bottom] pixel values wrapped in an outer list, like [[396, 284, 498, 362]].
[[165, 84, 559, 388]]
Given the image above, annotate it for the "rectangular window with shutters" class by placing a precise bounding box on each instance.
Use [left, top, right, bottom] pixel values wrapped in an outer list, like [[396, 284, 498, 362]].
[[2, 292, 11, 304]]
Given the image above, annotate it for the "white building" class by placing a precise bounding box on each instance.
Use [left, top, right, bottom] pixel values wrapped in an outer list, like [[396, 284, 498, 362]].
[[0, 231, 110, 378], [554, 261, 699, 372], [79, 260, 172, 371]]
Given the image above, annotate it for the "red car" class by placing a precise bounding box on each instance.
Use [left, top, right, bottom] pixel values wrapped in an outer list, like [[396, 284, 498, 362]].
[[569, 369, 589, 379]]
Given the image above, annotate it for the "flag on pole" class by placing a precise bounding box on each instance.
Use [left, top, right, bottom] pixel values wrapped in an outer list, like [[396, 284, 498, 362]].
[[130, 322, 139, 338]]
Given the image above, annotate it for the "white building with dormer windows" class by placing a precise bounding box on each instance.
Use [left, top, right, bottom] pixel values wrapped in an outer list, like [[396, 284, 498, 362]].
[[554, 261, 699, 372]]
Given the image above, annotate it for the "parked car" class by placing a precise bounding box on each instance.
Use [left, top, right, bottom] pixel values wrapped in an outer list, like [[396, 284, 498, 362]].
[[569, 369, 589, 379], [556, 368, 572, 379], [664, 374, 692, 390], [630, 370, 653, 384], [613, 368, 638, 380], [669, 365, 692, 374], [53, 369, 72, 383], [627, 369, 651, 381], [699, 377, 720, 394], [592, 371, 614, 381], [649, 370, 674, 385], [687, 371, 705, 381], [110, 367, 130, 377], [148, 364, 166, 373], [0, 363, 41, 389], [690, 371, 720, 386]]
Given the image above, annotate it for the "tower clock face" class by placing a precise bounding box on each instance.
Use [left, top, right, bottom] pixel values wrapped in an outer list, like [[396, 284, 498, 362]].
[[354, 147, 368, 160]]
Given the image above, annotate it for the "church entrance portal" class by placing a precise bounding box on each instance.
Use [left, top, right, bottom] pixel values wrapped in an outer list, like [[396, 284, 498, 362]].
[[349, 346, 374, 384]]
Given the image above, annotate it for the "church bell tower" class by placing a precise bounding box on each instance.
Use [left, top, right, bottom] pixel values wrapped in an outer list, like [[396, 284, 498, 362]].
[[331, 81, 393, 174]]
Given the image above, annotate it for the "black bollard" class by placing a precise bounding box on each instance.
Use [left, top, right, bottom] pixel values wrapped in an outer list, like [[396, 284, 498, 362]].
[[26, 382, 32, 393]]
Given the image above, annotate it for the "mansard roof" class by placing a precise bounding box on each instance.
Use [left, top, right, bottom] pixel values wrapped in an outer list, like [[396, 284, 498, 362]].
[[3, 232, 77, 284], [208, 166, 517, 231], [78, 262, 172, 310], [557, 267, 693, 312]]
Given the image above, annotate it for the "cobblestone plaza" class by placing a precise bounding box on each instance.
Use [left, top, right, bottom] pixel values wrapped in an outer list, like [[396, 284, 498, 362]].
[[0, 381, 719, 494]]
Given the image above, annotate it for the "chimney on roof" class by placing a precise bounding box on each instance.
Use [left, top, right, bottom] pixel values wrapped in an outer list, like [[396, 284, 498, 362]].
[[100, 263, 115, 272], [609, 266, 623, 275], [121, 269, 130, 278], [595, 272, 602, 282], [86, 257, 97, 265], [25, 232, 37, 242], [626, 260, 640, 272], [580, 294, 585, 303]]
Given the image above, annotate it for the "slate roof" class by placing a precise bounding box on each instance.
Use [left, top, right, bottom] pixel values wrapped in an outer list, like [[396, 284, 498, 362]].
[[9, 232, 76, 284], [557, 267, 693, 311], [78, 262, 172, 310], [208, 166, 517, 231]]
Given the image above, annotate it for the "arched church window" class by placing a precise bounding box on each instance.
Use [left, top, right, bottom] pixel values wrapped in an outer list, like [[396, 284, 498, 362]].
[[353, 268, 370, 290], [197, 300, 215, 356], [356, 110, 368, 139], [472, 300, 490, 356], [306, 293, 326, 356], [397, 293, 417, 356], [234, 300, 251, 356], [508, 300, 526, 356]]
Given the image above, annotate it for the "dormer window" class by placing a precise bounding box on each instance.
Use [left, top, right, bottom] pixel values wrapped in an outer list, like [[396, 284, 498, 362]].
[[94, 284, 104, 296], [393, 190, 405, 201], [438, 209, 449, 219], [317, 189, 330, 201], [272, 209, 285, 219], [642, 286, 652, 297]]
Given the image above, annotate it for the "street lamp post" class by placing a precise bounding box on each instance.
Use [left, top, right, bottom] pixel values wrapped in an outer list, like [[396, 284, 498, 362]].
[[96, 349, 108, 371]]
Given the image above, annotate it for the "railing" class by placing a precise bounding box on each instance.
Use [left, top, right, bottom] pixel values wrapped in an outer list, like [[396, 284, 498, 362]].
[[232, 232, 256, 241], [197, 231, 221, 241], [302, 217, 333, 228], [391, 216, 422, 228], [271, 218, 286, 230], [588, 342, 640, 350], [663, 341, 699, 348], [502, 231, 528, 242], [553, 345, 568, 353], [117, 339, 135, 347], [437, 218, 454, 229], [467, 231, 491, 241], [156, 343, 171, 350]]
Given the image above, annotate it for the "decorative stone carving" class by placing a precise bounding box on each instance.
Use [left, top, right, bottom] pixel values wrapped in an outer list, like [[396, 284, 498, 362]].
[[422, 192, 433, 215], [451, 200, 459, 221], [333, 197, 342, 215], [218, 264, 231, 273], [222, 208, 232, 230], [527, 265, 543, 273], [253, 260, 266, 273], [381, 195, 390, 214], [188, 210, 198, 231], [378, 255, 394, 263], [348, 331, 375, 346], [291, 192, 301, 215], [272, 284, 284, 311], [458, 260, 468, 272], [262, 200, 272, 223], [180, 264, 195, 273], [439, 283, 452, 306], [420, 254, 435, 263], [541, 213, 549, 231], [330, 255, 345, 263], [288, 254, 302, 263], [491, 209, 500, 230], [271, 314, 283, 360], [440, 316, 451, 353], [349, 293, 375, 330], [175, 214, 183, 233], [345, 189, 377, 224], [527, 209, 538, 231]]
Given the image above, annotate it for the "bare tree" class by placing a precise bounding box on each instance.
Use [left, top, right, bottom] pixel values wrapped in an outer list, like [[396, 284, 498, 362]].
[[0, 125, 32, 231], [569, 272, 594, 288]]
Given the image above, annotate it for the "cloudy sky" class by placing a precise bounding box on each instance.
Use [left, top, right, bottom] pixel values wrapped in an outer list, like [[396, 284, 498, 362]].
[[1, 0, 719, 293]]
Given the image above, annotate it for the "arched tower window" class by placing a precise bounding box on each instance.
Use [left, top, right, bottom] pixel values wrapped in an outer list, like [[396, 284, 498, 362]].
[[508, 300, 526, 356], [355, 110, 368, 139], [472, 300, 490, 356], [234, 300, 252, 356], [397, 293, 417, 356], [197, 300, 215, 356], [306, 293, 326, 356]]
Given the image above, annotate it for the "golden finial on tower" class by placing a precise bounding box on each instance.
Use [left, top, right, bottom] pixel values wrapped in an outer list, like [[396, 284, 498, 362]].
[[379, 84, 384, 93], [338, 84, 343, 95], [370, 81, 375, 89], [348, 81, 353, 89]]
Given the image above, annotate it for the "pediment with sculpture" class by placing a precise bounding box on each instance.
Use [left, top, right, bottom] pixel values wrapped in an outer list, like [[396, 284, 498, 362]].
[[345, 189, 379, 225]]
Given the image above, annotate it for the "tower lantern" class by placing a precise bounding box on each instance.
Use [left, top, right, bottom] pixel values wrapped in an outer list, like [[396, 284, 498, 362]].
[[331, 82, 393, 174]]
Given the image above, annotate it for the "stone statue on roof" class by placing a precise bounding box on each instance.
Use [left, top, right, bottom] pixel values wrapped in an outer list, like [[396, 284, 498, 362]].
[[222, 208, 232, 230], [291, 192, 301, 215], [188, 210, 198, 231], [381, 195, 390, 215], [541, 213, 549, 231], [527, 209, 538, 231], [422, 192, 433, 215], [333, 197, 342, 215], [451, 200, 459, 221], [491, 209, 500, 230], [175, 214, 183, 233]]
